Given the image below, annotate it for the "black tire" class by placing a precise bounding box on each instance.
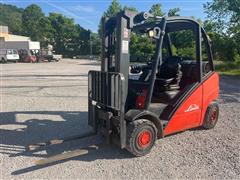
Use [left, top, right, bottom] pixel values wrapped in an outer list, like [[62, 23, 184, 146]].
[[202, 101, 219, 129], [126, 119, 157, 157], [1, 58, 6, 63]]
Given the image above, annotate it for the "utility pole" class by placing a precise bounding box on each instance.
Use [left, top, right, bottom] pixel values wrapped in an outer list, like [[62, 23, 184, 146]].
[[89, 31, 93, 59]]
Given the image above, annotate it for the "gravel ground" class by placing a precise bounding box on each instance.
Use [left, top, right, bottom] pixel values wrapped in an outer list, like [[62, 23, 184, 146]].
[[0, 59, 239, 179]]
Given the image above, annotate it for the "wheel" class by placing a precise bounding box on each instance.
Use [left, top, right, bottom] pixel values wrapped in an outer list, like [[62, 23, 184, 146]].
[[1, 58, 6, 63], [126, 119, 157, 156], [202, 101, 219, 129]]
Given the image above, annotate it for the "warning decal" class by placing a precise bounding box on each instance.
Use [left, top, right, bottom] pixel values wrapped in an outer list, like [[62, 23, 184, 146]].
[[122, 40, 129, 53]]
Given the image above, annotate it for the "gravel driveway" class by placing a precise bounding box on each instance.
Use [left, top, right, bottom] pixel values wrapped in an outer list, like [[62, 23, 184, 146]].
[[1, 59, 239, 179]]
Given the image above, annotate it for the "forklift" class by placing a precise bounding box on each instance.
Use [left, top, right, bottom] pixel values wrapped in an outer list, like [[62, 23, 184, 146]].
[[88, 10, 219, 156], [29, 10, 219, 163]]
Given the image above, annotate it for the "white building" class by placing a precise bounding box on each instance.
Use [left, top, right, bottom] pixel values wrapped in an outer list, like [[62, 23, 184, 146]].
[[0, 25, 30, 41], [0, 25, 40, 53]]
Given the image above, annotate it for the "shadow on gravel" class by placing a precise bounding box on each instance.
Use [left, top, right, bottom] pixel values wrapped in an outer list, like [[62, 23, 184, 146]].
[[0, 111, 130, 175], [11, 144, 130, 176]]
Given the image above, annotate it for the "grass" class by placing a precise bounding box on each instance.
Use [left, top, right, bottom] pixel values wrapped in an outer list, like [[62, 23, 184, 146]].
[[214, 61, 240, 76]]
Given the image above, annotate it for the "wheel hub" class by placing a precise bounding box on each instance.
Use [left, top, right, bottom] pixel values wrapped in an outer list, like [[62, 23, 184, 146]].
[[138, 130, 151, 148], [211, 109, 217, 123]]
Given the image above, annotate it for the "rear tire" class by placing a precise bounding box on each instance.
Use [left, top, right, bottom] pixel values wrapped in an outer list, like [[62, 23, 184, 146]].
[[126, 119, 157, 157], [202, 101, 219, 129]]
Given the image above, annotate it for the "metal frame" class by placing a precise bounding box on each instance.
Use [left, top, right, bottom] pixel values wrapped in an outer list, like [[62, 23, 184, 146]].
[[88, 70, 126, 147]]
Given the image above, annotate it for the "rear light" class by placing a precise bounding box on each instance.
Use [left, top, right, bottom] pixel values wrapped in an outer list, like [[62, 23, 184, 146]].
[[136, 89, 147, 109]]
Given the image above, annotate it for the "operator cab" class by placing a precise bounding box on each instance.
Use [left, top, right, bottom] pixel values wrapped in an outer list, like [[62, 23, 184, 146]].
[[126, 17, 214, 120]]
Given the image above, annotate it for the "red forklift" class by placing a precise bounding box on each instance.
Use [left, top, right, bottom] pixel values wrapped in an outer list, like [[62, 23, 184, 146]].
[[88, 10, 219, 156], [29, 11, 219, 162]]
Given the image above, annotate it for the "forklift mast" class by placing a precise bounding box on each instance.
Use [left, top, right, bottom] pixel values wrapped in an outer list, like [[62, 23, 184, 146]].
[[101, 11, 137, 97], [100, 10, 163, 108], [88, 11, 152, 148]]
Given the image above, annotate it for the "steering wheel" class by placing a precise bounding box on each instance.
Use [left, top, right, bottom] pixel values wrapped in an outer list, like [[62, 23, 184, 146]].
[[130, 65, 143, 74]]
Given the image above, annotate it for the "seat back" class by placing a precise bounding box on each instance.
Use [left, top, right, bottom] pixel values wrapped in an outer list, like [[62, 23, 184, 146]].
[[158, 56, 182, 79]]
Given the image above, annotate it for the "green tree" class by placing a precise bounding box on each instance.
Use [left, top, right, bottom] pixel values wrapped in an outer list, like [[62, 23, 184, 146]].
[[48, 14, 91, 56], [22, 4, 45, 41], [91, 33, 101, 55], [130, 33, 155, 62], [168, 8, 180, 16], [149, 4, 165, 16], [98, 0, 122, 35], [38, 16, 54, 47], [78, 28, 91, 55], [204, 0, 240, 34], [0, 3, 23, 34], [204, 0, 240, 61], [0, 3, 99, 56], [123, 6, 138, 13], [203, 20, 238, 62], [104, 0, 122, 17], [48, 13, 79, 56]]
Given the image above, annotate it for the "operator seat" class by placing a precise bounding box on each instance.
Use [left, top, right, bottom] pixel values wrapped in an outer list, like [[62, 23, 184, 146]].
[[156, 56, 182, 91], [152, 56, 183, 103]]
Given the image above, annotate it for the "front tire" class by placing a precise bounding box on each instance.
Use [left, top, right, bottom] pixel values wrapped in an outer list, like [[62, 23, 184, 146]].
[[202, 101, 219, 129], [126, 119, 157, 157]]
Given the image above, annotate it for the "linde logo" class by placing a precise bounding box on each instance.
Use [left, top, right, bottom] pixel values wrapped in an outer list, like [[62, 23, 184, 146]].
[[185, 104, 200, 112]]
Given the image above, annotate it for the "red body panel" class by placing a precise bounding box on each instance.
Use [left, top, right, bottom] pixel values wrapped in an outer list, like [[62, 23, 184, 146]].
[[200, 73, 219, 125], [163, 72, 219, 136]]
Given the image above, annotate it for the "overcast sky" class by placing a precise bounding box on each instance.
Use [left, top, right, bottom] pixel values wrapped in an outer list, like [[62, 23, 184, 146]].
[[1, 0, 210, 32]]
